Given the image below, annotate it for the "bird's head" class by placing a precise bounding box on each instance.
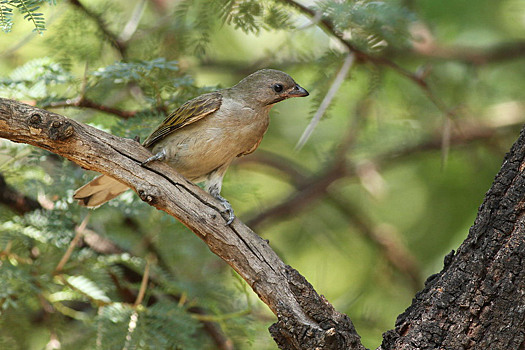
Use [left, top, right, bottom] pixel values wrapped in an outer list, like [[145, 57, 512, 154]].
[[232, 69, 309, 107]]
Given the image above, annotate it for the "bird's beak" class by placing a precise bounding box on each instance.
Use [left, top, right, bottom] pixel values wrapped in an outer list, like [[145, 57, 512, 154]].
[[287, 84, 309, 97]]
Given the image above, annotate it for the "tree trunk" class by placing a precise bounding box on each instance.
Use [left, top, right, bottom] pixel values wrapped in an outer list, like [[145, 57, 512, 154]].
[[381, 126, 525, 349], [1, 98, 524, 349]]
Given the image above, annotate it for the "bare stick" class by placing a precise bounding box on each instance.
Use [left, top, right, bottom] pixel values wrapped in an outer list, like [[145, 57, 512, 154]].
[[134, 257, 151, 307], [55, 213, 91, 273], [295, 53, 355, 150]]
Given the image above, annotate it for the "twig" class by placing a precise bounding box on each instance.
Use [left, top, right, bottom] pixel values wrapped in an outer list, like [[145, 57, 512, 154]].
[[55, 213, 91, 273], [133, 257, 151, 307], [44, 97, 137, 119], [68, 0, 127, 58], [295, 53, 355, 150], [122, 311, 139, 350], [119, 0, 147, 43], [280, 0, 458, 119], [245, 161, 348, 228]]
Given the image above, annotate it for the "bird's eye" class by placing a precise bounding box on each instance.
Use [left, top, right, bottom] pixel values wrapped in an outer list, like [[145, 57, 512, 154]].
[[272, 84, 284, 93]]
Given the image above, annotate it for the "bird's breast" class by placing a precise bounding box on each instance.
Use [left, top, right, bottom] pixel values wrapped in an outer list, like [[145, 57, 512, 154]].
[[150, 100, 270, 180]]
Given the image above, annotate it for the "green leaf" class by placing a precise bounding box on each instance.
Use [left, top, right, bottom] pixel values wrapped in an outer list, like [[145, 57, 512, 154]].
[[66, 275, 111, 303], [12, 0, 47, 34], [91, 58, 179, 84], [0, 2, 13, 33]]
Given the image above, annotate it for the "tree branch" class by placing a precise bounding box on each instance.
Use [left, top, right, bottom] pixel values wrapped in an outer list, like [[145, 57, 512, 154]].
[[68, 0, 127, 58], [295, 53, 355, 150], [241, 152, 423, 289], [0, 172, 42, 214], [280, 0, 456, 118], [241, 120, 521, 290], [246, 119, 519, 231], [408, 23, 525, 65], [43, 97, 137, 119], [416, 41, 525, 64], [0, 98, 365, 350]]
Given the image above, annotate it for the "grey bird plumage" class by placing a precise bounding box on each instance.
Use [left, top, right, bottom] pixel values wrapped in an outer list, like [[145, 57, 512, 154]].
[[73, 69, 309, 224]]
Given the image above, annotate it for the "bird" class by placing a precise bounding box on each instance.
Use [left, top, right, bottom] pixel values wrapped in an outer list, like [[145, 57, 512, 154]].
[[73, 69, 309, 225]]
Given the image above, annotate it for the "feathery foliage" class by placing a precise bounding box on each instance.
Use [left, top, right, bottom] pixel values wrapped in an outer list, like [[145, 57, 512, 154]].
[[0, 1, 14, 32], [0, 57, 73, 100], [315, 0, 414, 51], [1, 0, 521, 349], [0, 0, 54, 34]]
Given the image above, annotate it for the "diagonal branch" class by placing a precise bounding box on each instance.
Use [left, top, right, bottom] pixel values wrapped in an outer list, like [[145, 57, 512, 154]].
[[241, 152, 423, 289], [43, 96, 137, 119], [0, 172, 42, 214], [280, 0, 455, 118], [68, 0, 127, 58], [0, 98, 365, 350], [246, 119, 518, 231], [295, 53, 355, 150]]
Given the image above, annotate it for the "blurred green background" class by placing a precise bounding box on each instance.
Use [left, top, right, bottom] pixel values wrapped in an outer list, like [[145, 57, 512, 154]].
[[0, 0, 523, 349]]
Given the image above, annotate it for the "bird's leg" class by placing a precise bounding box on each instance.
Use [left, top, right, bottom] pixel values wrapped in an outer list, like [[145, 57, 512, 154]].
[[141, 148, 166, 166], [205, 166, 235, 225], [214, 193, 235, 226]]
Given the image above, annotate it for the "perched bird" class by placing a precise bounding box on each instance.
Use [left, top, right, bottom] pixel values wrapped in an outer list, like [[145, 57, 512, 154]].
[[74, 69, 309, 224]]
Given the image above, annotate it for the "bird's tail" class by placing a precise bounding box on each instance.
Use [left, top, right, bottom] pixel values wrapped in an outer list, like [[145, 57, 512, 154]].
[[73, 175, 129, 208]]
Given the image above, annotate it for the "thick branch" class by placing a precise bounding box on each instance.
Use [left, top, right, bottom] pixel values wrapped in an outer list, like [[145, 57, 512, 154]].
[[0, 98, 365, 350], [0, 172, 42, 214]]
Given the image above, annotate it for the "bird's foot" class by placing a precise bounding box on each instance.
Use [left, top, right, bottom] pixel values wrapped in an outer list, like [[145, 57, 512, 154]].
[[141, 149, 166, 167], [215, 194, 235, 225]]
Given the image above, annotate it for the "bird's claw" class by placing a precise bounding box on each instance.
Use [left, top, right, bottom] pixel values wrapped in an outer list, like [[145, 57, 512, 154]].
[[224, 208, 235, 226], [141, 149, 166, 167], [216, 194, 235, 225]]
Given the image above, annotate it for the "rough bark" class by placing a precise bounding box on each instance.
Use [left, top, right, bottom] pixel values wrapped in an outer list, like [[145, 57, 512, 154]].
[[0, 98, 364, 349], [381, 127, 525, 349], [2, 97, 524, 349]]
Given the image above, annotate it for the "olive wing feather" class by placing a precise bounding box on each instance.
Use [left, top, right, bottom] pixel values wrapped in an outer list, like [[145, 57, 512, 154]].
[[142, 92, 222, 148]]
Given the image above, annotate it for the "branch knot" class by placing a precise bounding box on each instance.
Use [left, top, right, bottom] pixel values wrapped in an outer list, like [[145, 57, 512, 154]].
[[49, 119, 74, 141], [27, 112, 74, 141], [29, 112, 43, 125], [138, 188, 158, 205]]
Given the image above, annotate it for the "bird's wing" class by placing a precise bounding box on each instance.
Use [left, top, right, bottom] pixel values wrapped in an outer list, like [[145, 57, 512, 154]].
[[142, 92, 222, 148]]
